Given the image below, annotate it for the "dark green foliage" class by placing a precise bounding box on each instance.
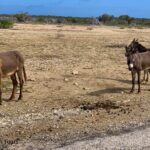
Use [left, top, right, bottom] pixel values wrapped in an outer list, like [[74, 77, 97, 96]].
[[0, 13, 150, 27], [14, 13, 28, 22], [58, 17, 92, 24], [36, 17, 47, 23], [99, 14, 114, 24], [66, 17, 77, 23], [56, 18, 65, 24], [118, 15, 134, 25], [136, 19, 150, 26], [0, 20, 14, 29]]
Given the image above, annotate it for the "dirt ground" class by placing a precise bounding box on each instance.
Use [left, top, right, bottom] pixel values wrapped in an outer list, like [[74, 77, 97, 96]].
[[0, 24, 150, 148]]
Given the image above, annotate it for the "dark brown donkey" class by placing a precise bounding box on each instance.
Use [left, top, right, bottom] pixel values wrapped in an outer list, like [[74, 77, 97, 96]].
[[125, 39, 150, 82], [127, 51, 150, 93], [0, 51, 27, 105]]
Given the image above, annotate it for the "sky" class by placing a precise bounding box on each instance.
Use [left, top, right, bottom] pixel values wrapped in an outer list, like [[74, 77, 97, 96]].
[[0, 0, 150, 18]]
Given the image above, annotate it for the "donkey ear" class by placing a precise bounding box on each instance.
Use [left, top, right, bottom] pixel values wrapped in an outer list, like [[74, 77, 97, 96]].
[[136, 39, 138, 42], [125, 45, 128, 50]]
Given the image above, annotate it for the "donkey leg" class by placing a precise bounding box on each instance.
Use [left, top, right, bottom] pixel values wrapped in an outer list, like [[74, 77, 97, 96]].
[[146, 71, 149, 82], [130, 71, 136, 93], [17, 70, 24, 100], [9, 74, 18, 100], [137, 71, 141, 93]]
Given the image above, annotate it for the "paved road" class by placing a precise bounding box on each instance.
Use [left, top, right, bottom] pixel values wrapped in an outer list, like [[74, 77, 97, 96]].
[[56, 127, 150, 150], [6, 126, 150, 150]]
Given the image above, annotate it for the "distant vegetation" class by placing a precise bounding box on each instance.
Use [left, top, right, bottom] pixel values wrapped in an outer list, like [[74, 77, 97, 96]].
[[0, 13, 150, 27], [0, 20, 14, 29], [14, 13, 29, 22], [98, 14, 150, 27]]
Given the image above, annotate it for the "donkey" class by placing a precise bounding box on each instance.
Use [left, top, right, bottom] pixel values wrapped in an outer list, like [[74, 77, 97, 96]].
[[127, 51, 150, 93], [125, 39, 150, 82], [0, 51, 27, 105], [125, 39, 149, 57]]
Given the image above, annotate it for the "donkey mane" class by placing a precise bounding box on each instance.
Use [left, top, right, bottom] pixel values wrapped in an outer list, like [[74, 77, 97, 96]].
[[134, 41, 148, 52]]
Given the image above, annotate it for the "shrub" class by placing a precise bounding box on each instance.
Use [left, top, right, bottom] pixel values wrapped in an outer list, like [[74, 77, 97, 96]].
[[118, 15, 134, 25], [0, 20, 14, 29], [14, 13, 28, 22], [36, 17, 47, 23]]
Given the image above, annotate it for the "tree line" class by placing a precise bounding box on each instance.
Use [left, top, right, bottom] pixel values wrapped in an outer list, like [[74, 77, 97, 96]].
[[0, 13, 150, 28], [99, 14, 150, 26]]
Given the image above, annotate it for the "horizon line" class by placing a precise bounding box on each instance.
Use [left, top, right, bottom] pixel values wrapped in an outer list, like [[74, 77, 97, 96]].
[[0, 13, 150, 19]]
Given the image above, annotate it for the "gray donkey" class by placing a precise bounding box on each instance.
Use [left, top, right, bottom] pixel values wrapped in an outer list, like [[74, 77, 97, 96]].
[[125, 39, 150, 82], [127, 51, 150, 93], [0, 51, 27, 105]]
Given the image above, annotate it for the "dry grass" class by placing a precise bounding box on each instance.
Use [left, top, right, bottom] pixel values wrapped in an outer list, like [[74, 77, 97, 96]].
[[0, 23, 150, 141]]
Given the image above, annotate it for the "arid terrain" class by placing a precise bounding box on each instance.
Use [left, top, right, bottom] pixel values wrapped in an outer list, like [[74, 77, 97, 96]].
[[0, 24, 150, 149]]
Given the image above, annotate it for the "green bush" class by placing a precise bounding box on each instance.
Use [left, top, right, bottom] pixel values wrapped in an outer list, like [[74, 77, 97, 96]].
[[36, 17, 47, 23], [14, 13, 28, 22], [0, 20, 14, 29]]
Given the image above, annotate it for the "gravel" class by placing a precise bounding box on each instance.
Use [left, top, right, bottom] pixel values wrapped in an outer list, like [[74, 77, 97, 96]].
[[5, 123, 150, 150], [56, 127, 150, 150]]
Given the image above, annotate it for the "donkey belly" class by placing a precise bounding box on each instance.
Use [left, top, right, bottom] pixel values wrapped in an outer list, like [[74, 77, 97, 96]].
[[1, 66, 17, 77], [1, 59, 18, 77], [142, 61, 150, 70]]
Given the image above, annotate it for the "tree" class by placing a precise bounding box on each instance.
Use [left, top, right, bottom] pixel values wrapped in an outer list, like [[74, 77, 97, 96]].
[[119, 15, 134, 25], [14, 13, 28, 22], [99, 14, 113, 24], [56, 18, 66, 24], [36, 17, 47, 23]]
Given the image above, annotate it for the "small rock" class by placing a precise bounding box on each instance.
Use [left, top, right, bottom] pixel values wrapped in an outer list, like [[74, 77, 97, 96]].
[[121, 91, 124, 94], [83, 87, 88, 90], [73, 82, 79, 86], [123, 99, 130, 103], [53, 110, 59, 116], [64, 78, 69, 82], [72, 70, 79, 75], [28, 78, 36, 82]]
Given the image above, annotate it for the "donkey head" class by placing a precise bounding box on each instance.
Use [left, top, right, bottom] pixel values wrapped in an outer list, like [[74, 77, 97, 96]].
[[125, 39, 138, 57], [127, 53, 141, 71], [127, 54, 135, 71]]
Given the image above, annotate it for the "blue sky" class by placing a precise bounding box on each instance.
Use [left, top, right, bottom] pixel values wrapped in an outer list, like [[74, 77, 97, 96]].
[[0, 0, 150, 18]]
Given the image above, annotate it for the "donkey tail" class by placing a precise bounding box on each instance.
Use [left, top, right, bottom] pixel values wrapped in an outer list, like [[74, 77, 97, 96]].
[[23, 65, 27, 82]]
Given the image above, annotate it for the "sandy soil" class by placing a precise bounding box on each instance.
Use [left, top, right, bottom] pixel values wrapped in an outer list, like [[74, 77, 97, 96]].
[[0, 24, 149, 148]]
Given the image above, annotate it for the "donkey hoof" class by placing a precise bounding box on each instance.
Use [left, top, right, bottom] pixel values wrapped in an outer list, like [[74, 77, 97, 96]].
[[18, 97, 22, 101], [129, 90, 134, 94]]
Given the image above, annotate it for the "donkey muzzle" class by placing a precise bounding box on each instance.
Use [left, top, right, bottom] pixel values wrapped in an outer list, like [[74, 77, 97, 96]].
[[128, 63, 134, 71]]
